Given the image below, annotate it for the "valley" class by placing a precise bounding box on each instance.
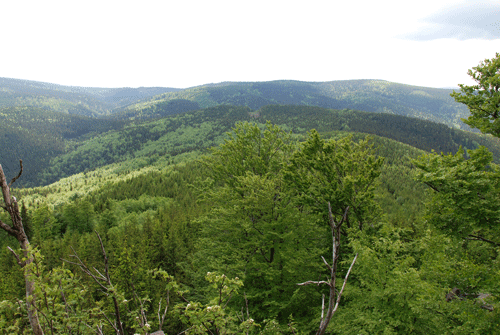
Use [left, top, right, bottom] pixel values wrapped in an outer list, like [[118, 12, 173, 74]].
[[0, 75, 499, 334]]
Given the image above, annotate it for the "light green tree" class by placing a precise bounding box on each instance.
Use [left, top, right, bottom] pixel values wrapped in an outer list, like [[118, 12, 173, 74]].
[[284, 131, 383, 335], [412, 53, 500, 332], [194, 122, 325, 330], [451, 52, 500, 136], [284, 130, 384, 230]]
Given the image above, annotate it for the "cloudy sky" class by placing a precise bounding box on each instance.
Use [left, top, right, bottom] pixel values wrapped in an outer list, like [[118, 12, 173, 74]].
[[1, 0, 498, 89]]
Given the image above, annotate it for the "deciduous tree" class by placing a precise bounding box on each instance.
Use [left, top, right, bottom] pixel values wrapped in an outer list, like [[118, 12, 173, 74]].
[[451, 52, 500, 137]]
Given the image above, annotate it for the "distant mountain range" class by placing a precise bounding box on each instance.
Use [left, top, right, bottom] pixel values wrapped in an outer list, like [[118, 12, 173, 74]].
[[2, 76, 489, 188], [0, 77, 179, 116], [1, 77, 469, 129]]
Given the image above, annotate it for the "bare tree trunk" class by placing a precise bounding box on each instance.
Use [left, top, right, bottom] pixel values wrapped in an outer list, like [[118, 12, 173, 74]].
[[297, 204, 357, 335], [0, 161, 44, 335]]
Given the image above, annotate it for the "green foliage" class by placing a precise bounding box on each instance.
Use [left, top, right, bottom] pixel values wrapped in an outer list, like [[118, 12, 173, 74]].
[[0, 106, 123, 186], [0, 247, 97, 334], [451, 52, 500, 137], [5, 95, 500, 333], [194, 122, 325, 330], [285, 130, 384, 229], [405, 54, 500, 333], [413, 146, 500, 238], [180, 273, 256, 335], [259, 105, 500, 162], [3, 102, 499, 188]]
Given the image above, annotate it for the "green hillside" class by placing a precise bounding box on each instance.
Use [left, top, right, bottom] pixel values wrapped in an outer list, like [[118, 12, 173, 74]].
[[29, 104, 499, 187], [0, 106, 124, 186], [119, 80, 469, 129], [0, 77, 178, 115], [2, 103, 498, 187], [2, 62, 499, 333], [3, 119, 497, 334], [2, 77, 470, 132]]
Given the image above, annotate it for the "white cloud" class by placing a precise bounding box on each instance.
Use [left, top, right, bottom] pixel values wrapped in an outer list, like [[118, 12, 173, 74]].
[[400, 0, 500, 40]]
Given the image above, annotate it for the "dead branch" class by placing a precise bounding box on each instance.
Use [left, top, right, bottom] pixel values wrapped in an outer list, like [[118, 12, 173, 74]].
[[0, 162, 43, 335], [7, 246, 25, 266], [297, 204, 356, 335], [158, 293, 169, 330], [297, 280, 331, 287], [331, 253, 357, 315], [8, 159, 23, 187]]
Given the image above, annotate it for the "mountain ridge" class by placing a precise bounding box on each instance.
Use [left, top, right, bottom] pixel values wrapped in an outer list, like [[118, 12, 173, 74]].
[[1, 77, 468, 129]]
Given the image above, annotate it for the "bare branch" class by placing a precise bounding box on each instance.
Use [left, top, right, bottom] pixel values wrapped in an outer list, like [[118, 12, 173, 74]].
[[0, 219, 17, 237], [320, 294, 325, 324], [298, 203, 355, 335], [158, 294, 169, 330], [297, 280, 331, 287], [91, 267, 108, 282], [0, 161, 43, 335], [321, 256, 332, 270], [331, 253, 358, 314], [62, 255, 108, 291], [7, 246, 25, 266], [63, 231, 125, 335], [84, 322, 104, 335], [177, 326, 195, 335], [8, 159, 23, 188]]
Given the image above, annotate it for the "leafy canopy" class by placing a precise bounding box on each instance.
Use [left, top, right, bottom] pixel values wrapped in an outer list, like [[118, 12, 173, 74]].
[[451, 52, 500, 136], [413, 146, 500, 238], [284, 130, 384, 230]]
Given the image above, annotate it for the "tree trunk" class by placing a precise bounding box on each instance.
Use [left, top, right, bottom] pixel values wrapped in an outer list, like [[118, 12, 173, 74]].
[[0, 162, 44, 335], [297, 204, 357, 335]]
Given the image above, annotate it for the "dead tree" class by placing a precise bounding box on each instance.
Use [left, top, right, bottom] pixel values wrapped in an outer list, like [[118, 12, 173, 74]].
[[0, 160, 44, 335], [298, 204, 357, 335]]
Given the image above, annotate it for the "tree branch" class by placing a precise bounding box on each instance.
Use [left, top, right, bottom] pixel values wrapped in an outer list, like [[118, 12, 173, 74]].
[[297, 280, 331, 287], [467, 234, 500, 246], [0, 219, 17, 237], [7, 246, 26, 266], [63, 231, 125, 335], [331, 253, 358, 314], [8, 159, 23, 188]]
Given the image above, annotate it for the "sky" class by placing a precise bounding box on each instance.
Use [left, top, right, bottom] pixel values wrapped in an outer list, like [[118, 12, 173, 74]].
[[1, 0, 498, 89]]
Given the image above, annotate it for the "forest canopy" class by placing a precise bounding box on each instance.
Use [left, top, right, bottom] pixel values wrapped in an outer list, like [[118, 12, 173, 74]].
[[1, 55, 499, 334]]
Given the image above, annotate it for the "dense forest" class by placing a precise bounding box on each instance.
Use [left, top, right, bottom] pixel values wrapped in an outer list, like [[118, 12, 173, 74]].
[[116, 80, 470, 129], [1, 77, 469, 129], [1, 104, 498, 188], [0, 54, 499, 334]]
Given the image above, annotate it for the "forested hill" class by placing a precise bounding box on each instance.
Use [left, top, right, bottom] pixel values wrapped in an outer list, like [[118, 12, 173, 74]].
[[118, 80, 469, 129], [2, 77, 469, 130], [3, 103, 498, 187], [0, 77, 179, 116]]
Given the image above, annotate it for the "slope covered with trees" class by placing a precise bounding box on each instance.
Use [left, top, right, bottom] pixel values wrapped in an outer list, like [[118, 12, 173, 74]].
[[17, 103, 500, 187], [0, 106, 124, 186], [120, 80, 469, 129], [0, 77, 178, 116], [2, 117, 497, 333], [1, 122, 432, 334], [1, 54, 499, 333], [2, 102, 499, 187]]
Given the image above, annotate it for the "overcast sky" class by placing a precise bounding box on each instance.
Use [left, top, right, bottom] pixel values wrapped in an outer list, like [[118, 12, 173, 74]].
[[1, 0, 498, 89]]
